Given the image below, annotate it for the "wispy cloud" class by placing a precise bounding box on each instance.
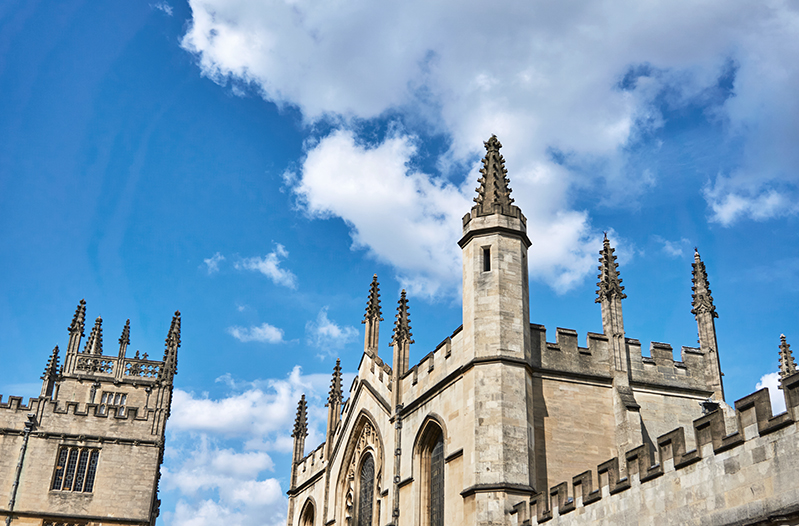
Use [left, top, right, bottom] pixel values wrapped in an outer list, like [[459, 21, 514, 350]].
[[755, 372, 787, 415], [236, 244, 297, 289], [203, 252, 225, 274], [305, 307, 358, 354], [227, 323, 285, 344], [704, 176, 797, 226], [152, 1, 173, 16], [652, 236, 690, 258]]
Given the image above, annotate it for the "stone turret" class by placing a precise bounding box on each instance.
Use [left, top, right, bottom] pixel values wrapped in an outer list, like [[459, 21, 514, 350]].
[[159, 311, 180, 385], [362, 274, 383, 356], [779, 334, 797, 388], [325, 359, 343, 460], [692, 248, 724, 401], [458, 135, 534, 522], [40, 345, 60, 398], [596, 234, 642, 457]]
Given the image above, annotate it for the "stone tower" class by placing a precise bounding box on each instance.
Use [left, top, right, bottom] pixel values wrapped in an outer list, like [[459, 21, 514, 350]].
[[0, 301, 179, 526], [458, 135, 534, 523]]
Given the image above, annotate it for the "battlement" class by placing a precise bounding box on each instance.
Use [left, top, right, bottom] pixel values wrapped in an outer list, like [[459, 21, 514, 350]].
[[513, 372, 799, 525], [530, 324, 715, 394], [399, 325, 463, 400], [295, 442, 327, 488], [357, 350, 393, 393]]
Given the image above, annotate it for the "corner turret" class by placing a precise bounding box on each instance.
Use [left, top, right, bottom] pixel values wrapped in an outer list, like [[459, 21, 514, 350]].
[[64, 299, 86, 374], [692, 248, 724, 401]]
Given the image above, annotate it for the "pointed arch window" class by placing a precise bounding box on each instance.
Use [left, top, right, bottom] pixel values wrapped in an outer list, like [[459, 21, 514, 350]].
[[301, 500, 315, 526], [357, 455, 375, 526], [418, 421, 445, 526]]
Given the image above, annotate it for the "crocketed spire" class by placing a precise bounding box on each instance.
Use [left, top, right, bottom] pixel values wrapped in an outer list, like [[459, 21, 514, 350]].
[[42, 345, 60, 380], [363, 274, 383, 323], [69, 299, 86, 336], [159, 311, 181, 382], [691, 248, 718, 318], [391, 290, 414, 345], [328, 358, 343, 405], [292, 394, 308, 439], [471, 135, 522, 218], [596, 234, 626, 303], [119, 319, 131, 347], [84, 316, 103, 355], [779, 334, 797, 381]]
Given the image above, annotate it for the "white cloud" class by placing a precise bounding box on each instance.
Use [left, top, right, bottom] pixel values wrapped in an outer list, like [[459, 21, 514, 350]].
[[227, 323, 285, 344], [236, 244, 297, 289], [653, 236, 691, 258], [203, 252, 225, 274], [181, 0, 799, 294], [163, 366, 343, 526], [153, 1, 173, 16], [756, 372, 787, 415], [306, 307, 358, 353]]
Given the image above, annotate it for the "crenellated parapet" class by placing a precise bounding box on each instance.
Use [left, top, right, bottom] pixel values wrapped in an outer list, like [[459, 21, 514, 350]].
[[294, 442, 328, 488], [513, 372, 799, 525], [529, 324, 722, 395]]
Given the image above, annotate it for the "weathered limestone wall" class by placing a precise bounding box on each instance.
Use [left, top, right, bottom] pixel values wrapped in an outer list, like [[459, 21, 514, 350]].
[[534, 378, 616, 492], [515, 378, 799, 526], [635, 389, 707, 449]]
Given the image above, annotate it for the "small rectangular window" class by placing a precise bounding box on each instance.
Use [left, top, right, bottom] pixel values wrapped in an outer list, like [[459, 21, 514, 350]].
[[51, 446, 99, 493], [482, 247, 491, 272]]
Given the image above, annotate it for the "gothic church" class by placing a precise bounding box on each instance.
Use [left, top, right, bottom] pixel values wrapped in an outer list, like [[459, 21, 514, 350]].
[[286, 136, 799, 526]]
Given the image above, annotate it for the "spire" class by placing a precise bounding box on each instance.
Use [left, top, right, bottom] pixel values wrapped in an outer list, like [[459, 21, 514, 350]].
[[779, 334, 797, 382], [68, 299, 86, 336], [159, 311, 181, 382], [84, 316, 103, 355], [363, 274, 383, 323], [391, 290, 414, 346], [40, 346, 60, 398], [292, 394, 308, 440], [118, 319, 130, 358], [41, 346, 60, 381], [596, 233, 626, 303], [471, 135, 519, 218], [328, 359, 343, 405], [691, 248, 718, 318]]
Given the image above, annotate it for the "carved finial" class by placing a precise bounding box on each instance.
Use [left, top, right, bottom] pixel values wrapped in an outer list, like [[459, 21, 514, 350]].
[[472, 135, 517, 217], [328, 359, 343, 405], [84, 316, 103, 355], [691, 248, 718, 318], [42, 345, 60, 380], [292, 394, 308, 439], [596, 235, 626, 303], [779, 334, 797, 381], [362, 274, 383, 323], [68, 299, 86, 335], [391, 290, 414, 345]]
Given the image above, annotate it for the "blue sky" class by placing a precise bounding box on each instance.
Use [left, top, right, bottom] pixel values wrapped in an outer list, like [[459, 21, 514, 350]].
[[1, 1, 798, 524]]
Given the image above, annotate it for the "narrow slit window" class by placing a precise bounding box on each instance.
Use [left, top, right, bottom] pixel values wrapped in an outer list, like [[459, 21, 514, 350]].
[[482, 247, 491, 272]]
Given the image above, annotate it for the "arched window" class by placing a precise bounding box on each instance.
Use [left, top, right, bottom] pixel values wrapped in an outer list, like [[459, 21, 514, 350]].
[[416, 420, 445, 526], [300, 500, 315, 526], [357, 455, 375, 526], [429, 431, 444, 526]]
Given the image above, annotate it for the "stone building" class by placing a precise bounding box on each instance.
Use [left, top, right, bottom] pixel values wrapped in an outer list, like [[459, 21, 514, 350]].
[[0, 302, 180, 526], [285, 136, 799, 525]]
